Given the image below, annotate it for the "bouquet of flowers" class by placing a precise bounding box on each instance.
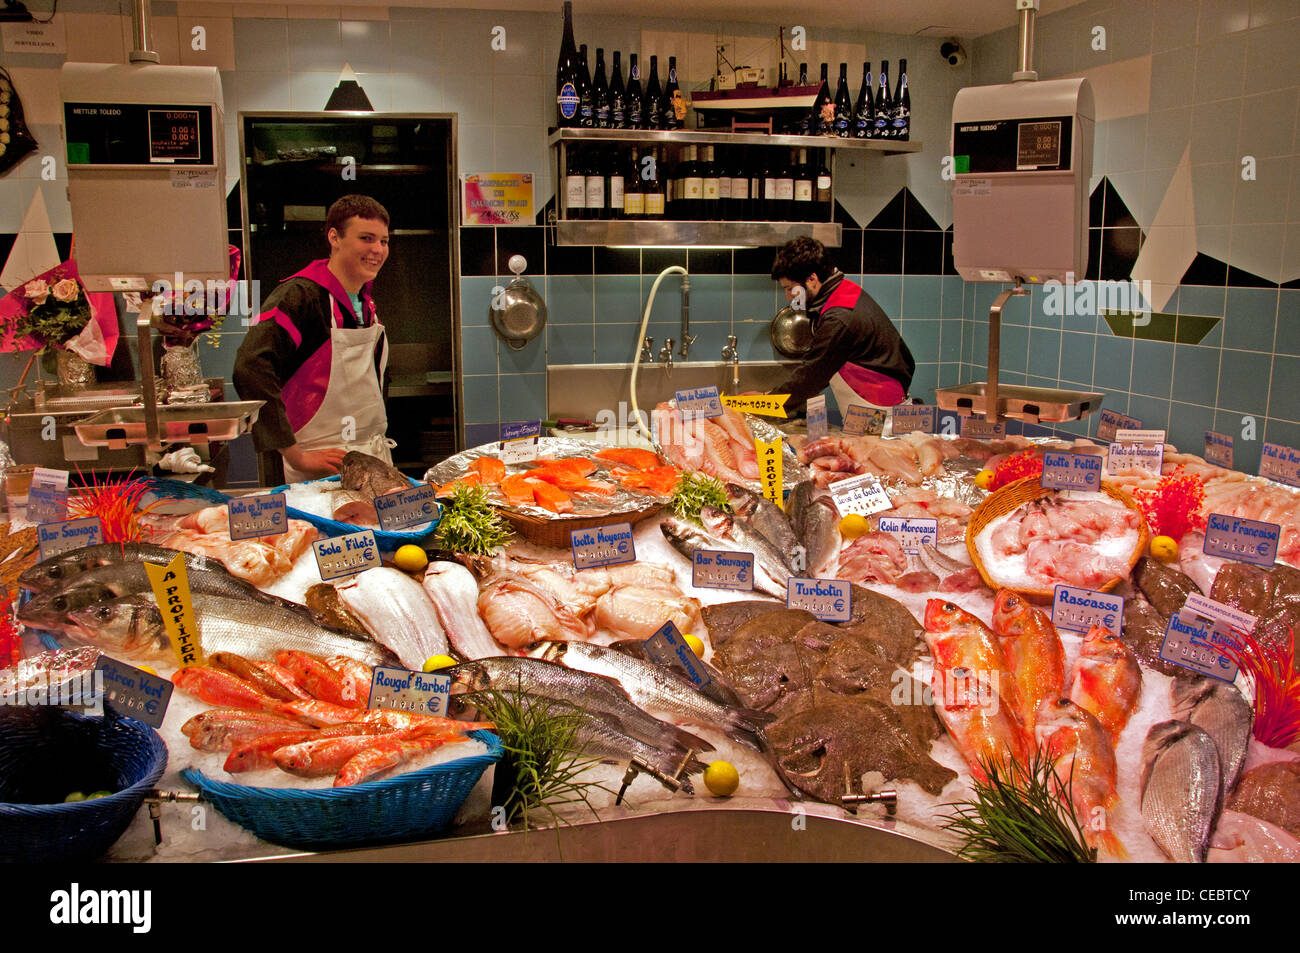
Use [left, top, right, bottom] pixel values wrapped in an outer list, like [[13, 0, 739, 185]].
[[151, 245, 243, 348], [0, 260, 118, 365]]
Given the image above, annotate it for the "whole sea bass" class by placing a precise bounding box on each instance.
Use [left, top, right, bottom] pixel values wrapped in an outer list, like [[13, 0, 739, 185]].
[[659, 515, 786, 598], [700, 505, 792, 588], [20, 542, 229, 592], [786, 482, 840, 577], [723, 483, 805, 574], [66, 593, 394, 666]]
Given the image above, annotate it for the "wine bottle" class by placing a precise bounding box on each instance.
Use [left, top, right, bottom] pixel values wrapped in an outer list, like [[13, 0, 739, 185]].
[[874, 60, 891, 139], [683, 145, 704, 219], [555, 1, 580, 127], [564, 147, 586, 219], [893, 58, 910, 141], [585, 148, 605, 220], [578, 44, 594, 128], [809, 63, 831, 136], [626, 53, 644, 129], [593, 48, 610, 129], [662, 55, 683, 130], [776, 149, 795, 221], [644, 54, 663, 130], [833, 63, 852, 138], [792, 146, 813, 221], [853, 62, 873, 139], [624, 148, 644, 219], [701, 145, 720, 220], [607, 147, 624, 219], [609, 51, 627, 129], [815, 148, 832, 222], [728, 149, 749, 221], [716, 145, 732, 220], [644, 147, 665, 218]]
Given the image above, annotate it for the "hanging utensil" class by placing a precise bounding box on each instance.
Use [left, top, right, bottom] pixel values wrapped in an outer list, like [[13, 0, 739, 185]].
[[489, 254, 547, 350], [769, 305, 811, 358]]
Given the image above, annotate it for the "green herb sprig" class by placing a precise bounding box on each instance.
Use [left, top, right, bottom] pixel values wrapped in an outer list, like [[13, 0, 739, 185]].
[[938, 751, 1096, 863], [669, 472, 730, 525], [433, 483, 514, 556]]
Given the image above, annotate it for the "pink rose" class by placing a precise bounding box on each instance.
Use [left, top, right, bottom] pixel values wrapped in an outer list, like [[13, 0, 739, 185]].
[[51, 278, 80, 303], [24, 279, 49, 305]]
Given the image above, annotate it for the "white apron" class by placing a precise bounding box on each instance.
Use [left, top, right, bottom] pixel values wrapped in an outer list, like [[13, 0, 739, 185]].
[[282, 296, 393, 483], [829, 372, 892, 417]]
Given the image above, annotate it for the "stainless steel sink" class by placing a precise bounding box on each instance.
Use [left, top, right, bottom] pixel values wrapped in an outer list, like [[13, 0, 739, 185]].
[[547, 361, 800, 422]]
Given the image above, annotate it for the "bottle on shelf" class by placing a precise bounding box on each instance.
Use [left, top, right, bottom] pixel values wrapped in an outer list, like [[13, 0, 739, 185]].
[[607, 147, 624, 219], [623, 147, 644, 219], [815, 148, 832, 222], [809, 63, 831, 136], [853, 62, 874, 139], [578, 44, 594, 128], [715, 145, 731, 220], [626, 53, 644, 129], [663, 55, 684, 130], [610, 51, 627, 128], [700, 145, 720, 220], [665, 145, 682, 219], [874, 60, 891, 139], [643, 147, 665, 218], [682, 145, 704, 219], [593, 48, 610, 129], [792, 146, 813, 221], [564, 146, 586, 220], [584, 148, 605, 219], [727, 148, 749, 221], [833, 62, 852, 138], [776, 149, 795, 220], [555, 0, 580, 127], [797, 62, 809, 85], [644, 54, 663, 130], [893, 58, 910, 141]]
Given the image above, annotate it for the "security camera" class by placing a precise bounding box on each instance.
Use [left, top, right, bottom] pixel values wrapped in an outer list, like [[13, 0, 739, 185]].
[[940, 40, 967, 67]]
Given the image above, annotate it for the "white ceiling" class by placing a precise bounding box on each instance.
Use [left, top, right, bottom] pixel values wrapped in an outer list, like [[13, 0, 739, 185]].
[[259, 0, 1088, 38]]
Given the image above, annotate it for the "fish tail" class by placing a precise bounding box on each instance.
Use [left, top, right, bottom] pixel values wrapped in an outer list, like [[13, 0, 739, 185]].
[[670, 726, 717, 754], [722, 707, 778, 751]]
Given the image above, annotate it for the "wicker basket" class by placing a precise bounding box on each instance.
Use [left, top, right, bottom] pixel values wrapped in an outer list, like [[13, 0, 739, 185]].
[[499, 502, 663, 549], [965, 476, 1149, 604]]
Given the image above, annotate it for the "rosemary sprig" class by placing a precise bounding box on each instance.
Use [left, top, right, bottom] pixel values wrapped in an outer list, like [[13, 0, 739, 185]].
[[938, 751, 1096, 863], [669, 472, 730, 525], [433, 483, 514, 556]]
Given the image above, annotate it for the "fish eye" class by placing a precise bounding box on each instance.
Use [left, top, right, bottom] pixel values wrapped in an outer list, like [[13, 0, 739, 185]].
[[95, 606, 111, 621], [48, 566, 63, 579], [943, 602, 956, 611], [52, 596, 65, 611]]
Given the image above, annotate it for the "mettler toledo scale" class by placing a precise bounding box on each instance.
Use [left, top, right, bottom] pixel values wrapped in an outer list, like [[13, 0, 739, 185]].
[[60, 63, 228, 292]]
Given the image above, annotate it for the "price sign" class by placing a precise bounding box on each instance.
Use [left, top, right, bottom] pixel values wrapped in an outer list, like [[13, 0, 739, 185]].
[[143, 552, 204, 668], [367, 666, 452, 716], [1096, 409, 1141, 443], [1041, 451, 1102, 492], [843, 405, 887, 436], [1051, 585, 1123, 635], [1259, 442, 1300, 488], [314, 530, 380, 581], [570, 522, 635, 570], [644, 620, 712, 688], [1204, 431, 1234, 469], [36, 517, 103, 561], [375, 484, 441, 533], [1107, 441, 1163, 475], [806, 395, 828, 443], [26, 467, 69, 524], [876, 516, 937, 553], [756, 436, 784, 510], [501, 420, 542, 465], [1203, 512, 1280, 568], [960, 417, 1006, 440], [691, 549, 754, 591], [787, 577, 852, 622], [675, 386, 724, 420], [94, 657, 173, 728], [1159, 594, 1253, 682], [829, 473, 893, 518], [227, 493, 287, 540], [891, 404, 936, 435], [721, 394, 788, 418]]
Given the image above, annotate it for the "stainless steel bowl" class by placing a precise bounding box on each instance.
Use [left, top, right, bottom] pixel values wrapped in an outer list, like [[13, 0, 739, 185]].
[[770, 306, 812, 358], [489, 275, 547, 350]]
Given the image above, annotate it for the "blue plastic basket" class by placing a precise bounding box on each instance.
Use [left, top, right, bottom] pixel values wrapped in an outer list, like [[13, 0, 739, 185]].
[[270, 475, 440, 553], [0, 708, 168, 862], [180, 729, 502, 850]]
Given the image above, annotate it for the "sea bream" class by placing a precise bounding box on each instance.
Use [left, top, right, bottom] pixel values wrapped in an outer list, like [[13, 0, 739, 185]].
[[1170, 673, 1253, 791], [1140, 720, 1223, 863]]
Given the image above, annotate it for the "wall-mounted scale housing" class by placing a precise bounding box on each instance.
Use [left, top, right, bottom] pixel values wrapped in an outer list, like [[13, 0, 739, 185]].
[[935, 0, 1104, 426]]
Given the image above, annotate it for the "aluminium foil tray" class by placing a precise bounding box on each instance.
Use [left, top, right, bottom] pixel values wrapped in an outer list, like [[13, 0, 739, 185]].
[[934, 383, 1104, 424], [72, 401, 264, 448]]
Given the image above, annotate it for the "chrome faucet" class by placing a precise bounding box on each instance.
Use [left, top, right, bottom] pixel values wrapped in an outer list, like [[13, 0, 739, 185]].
[[658, 337, 675, 370], [722, 334, 739, 388], [641, 336, 654, 362]]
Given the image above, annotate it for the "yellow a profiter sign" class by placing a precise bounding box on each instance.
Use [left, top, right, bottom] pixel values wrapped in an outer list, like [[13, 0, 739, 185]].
[[722, 394, 789, 418], [144, 553, 204, 668], [755, 436, 784, 510]]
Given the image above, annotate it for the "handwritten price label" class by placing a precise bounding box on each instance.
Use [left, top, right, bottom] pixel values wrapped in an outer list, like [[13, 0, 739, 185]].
[[1260, 442, 1300, 488], [571, 522, 635, 570], [692, 549, 754, 591], [960, 417, 1006, 440], [829, 473, 893, 518], [675, 386, 724, 420], [1051, 585, 1123, 634], [721, 394, 788, 418], [891, 404, 936, 435], [1204, 431, 1233, 469], [1203, 512, 1280, 567], [375, 484, 441, 532], [227, 493, 287, 540], [787, 577, 852, 622], [876, 516, 937, 553], [36, 517, 103, 561], [843, 405, 887, 436], [94, 657, 173, 728], [1096, 409, 1141, 443]]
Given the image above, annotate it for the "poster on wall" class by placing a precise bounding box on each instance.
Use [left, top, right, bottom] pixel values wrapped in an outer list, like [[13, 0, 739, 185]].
[[461, 173, 535, 225]]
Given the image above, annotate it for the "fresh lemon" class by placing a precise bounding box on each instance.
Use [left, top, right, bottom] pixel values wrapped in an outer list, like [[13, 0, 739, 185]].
[[87, 790, 113, 800], [704, 760, 740, 797], [1150, 535, 1179, 563], [394, 544, 429, 573], [63, 791, 86, 803], [683, 634, 706, 658], [138, 666, 158, 677], [838, 513, 870, 540], [974, 468, 995, 490], [423, 654, 457, 673]]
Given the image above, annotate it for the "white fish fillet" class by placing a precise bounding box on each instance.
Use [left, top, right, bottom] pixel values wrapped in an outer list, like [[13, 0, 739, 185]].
[[423, 561, 505, 660], [336, 567, 448, 670]]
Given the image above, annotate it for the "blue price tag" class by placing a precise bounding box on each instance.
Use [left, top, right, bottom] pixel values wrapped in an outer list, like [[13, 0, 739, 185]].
[[691, 549, 754, 591], [644, 620, 712, 688], [26, 482, 68, 524], [1204, 431, 1233, 469], [876, 516, 938, 553], [313, 530, 380, 581], [501, 419, 542, 442], [375, 484, 441, 533], [94, 657, 173, 728], [1203, 512, 1280, 567], [1159, 610, 1241, 682], [1096, 409, 1141, 443], [227, 493, 287, 540], [36, 517, 103, 561], [1051, 584, 1123, 634], [570, 522, 635, 570], [843, 405, 887, 436], [1041, 451, 1102, 492], [367, 666, 452, 716], [675, 386, 724, 420], [1260, 442, 1300, 488], [786, 577, 851, 622]]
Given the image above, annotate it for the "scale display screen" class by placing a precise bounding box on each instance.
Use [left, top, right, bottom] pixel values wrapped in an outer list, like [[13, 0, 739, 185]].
[[64, 102, 215, 166], [952, 115, 1073, 173], [1016, 121, 1062, 170]]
